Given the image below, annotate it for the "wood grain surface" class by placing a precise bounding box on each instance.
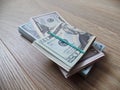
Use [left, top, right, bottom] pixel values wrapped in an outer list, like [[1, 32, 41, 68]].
[[0, 40, 36, 90], [0, 0, 120, 90]]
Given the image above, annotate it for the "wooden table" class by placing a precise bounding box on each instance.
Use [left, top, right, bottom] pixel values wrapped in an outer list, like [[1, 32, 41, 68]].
[[0, 0, 120, 90]]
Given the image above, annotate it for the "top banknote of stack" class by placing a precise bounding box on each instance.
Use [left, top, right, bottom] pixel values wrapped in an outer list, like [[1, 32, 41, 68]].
[[31, 12, 96, 72]]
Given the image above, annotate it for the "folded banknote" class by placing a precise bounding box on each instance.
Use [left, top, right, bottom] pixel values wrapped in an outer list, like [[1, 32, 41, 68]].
[[33, 26, 96, 71]]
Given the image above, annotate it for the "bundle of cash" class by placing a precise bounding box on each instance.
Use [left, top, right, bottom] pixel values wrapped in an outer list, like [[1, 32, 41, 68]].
[[18, 11, 105, 78]]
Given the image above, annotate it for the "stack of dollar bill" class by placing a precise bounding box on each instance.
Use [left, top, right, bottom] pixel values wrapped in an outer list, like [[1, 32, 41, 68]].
[[18, 12, 105, 78]]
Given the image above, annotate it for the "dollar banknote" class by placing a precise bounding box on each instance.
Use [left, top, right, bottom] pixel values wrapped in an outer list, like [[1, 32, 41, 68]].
[[33, 23, 96, 71], [31, 11, 68, 38], [30, 11, 96, 71], [79, 65, 93, 78], [93, 41, 105, 51], [18, 22, 40, 42]]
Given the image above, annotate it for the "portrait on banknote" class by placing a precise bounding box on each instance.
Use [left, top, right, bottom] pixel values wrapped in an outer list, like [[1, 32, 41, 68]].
[[53, 23, 93, 50]]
